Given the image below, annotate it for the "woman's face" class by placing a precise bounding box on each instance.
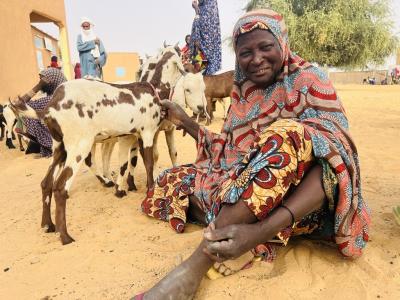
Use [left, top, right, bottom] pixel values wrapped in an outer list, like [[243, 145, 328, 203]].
[[236, 29, 283, 88]]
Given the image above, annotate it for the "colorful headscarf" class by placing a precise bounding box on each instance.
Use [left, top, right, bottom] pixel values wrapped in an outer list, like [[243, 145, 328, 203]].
[[195, 9, 370, 258]]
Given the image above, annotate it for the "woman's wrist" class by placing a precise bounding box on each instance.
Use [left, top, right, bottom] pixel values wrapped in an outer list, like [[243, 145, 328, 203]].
[[181, 115, 200, 140], [255, 207, 294, 245]]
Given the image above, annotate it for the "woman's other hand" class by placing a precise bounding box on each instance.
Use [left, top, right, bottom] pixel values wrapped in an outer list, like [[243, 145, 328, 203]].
[[203, 222, 258, 262]]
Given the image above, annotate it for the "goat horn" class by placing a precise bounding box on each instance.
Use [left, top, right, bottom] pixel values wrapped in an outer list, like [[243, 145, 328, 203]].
[[163, 40, 167, 48]]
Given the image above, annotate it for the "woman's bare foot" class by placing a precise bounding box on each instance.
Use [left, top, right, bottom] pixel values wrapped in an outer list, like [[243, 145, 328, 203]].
[[140, 260, 202, 300]]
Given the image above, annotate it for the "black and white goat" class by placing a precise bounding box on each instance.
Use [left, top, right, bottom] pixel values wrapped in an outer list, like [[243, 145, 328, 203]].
[[0, 104, 25, 151]]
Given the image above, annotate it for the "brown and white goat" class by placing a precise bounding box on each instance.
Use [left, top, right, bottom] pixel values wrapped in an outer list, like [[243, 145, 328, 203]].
[[85, 72, 207, 197], [112, 71, 207, 197], [12, 47, 185, 245]]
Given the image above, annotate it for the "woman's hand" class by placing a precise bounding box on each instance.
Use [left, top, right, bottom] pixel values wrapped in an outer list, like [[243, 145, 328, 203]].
[[94, 38, 100, 45], [160, 100, 200, 140], [203, 222, 259, 262], [160, 100, 189, 127]]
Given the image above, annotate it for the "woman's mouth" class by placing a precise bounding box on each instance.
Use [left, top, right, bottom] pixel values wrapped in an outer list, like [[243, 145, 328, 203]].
[[253, 68, 270, 75]]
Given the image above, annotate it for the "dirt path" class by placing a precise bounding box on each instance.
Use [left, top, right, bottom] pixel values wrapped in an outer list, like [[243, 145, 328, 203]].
[[0, 85, 399, 299]]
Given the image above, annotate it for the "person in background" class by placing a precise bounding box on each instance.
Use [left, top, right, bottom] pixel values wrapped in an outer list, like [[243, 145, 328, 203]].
[[181, 34, 191, 65], [50, 56, 59, 68], [15, 68, 66, 157], [77, 17, 107, 79], [190, 0, 222, 75], [74, 62, 82, 79]]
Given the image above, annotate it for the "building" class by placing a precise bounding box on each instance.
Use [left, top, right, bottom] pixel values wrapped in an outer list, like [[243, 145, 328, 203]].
[[0, 0, 71, 103], [102, 52, 141, 83], [31, 25, 62, 70], [329, 70, 388, 85]]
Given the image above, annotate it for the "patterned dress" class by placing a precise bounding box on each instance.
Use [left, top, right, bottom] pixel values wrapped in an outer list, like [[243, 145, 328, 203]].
[[142, 9, 370, 260], [190, 0, 222, 75], [24, 68, 66, 157]]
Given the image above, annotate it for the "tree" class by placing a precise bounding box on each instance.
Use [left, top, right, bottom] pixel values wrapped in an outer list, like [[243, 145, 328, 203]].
[[246, 0, 399, 68]]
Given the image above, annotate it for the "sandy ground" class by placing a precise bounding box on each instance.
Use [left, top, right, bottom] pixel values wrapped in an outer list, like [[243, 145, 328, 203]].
[[0, 84, 399, 299]]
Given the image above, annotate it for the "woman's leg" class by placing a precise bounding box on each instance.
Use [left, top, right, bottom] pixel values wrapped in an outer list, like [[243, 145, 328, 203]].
[[138, 165, 325, 300]]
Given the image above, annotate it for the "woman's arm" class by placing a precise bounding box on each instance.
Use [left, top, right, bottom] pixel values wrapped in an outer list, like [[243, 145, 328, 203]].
[[19, 78, 48, 103], [203, 165, 326, 261]]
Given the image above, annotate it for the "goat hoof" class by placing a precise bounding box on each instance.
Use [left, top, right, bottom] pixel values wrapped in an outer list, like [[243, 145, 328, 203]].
[[128, 185, 137, 192], [60, 235, 75, 245], [103, 181, 115, 188], [20, 147, 25, 152], [115, 189, 127, 198], [6, 139, 15, 149], [42, 223, 56, 233], [127, 175, 137, 191]]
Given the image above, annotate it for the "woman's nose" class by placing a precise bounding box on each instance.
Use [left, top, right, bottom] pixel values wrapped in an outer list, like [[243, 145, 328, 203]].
[[253, 52, 263, 65]]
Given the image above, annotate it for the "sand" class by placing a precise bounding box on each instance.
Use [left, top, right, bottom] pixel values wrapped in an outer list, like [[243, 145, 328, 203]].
[[0, 84, 399, 299]]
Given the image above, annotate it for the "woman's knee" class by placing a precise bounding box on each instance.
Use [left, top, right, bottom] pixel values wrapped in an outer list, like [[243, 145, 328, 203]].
[[214, 200, 257, 229]]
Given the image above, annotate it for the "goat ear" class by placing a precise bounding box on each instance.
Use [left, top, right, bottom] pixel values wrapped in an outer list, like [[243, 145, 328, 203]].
[[8, 98, 15, 108], [174, 42, 181, 55], [163, 40, 167, 48]]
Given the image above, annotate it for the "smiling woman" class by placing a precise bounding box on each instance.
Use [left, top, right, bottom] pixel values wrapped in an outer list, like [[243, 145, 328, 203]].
[[236, 29, 283, 88], [134, 9, 371, 300]]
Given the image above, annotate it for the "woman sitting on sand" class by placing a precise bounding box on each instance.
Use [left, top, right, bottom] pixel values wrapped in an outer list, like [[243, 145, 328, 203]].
[[135, 9, 371, 299]]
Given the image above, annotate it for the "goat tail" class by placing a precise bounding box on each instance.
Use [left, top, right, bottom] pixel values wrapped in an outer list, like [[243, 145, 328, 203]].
[[8, 99, 40, 119]]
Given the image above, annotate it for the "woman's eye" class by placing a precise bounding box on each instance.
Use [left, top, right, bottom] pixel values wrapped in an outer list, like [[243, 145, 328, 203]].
[[261, 45, 273, 51], [240, 51, 251, 57]]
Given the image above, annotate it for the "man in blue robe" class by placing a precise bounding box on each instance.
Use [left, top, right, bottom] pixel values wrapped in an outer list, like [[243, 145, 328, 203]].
[[77, 17, 107, 79]]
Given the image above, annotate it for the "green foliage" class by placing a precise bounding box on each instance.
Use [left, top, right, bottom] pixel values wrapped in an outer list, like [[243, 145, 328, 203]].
[[246, 0, 399, 68]]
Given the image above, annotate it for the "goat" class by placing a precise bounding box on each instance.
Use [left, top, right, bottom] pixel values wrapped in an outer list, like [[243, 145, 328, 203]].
[[0, 104, 25, 151], [113, 72, 207, 197], [87, 60, 207, 197], [203, 70, 234, 125], [11, 46, 185, 245]]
